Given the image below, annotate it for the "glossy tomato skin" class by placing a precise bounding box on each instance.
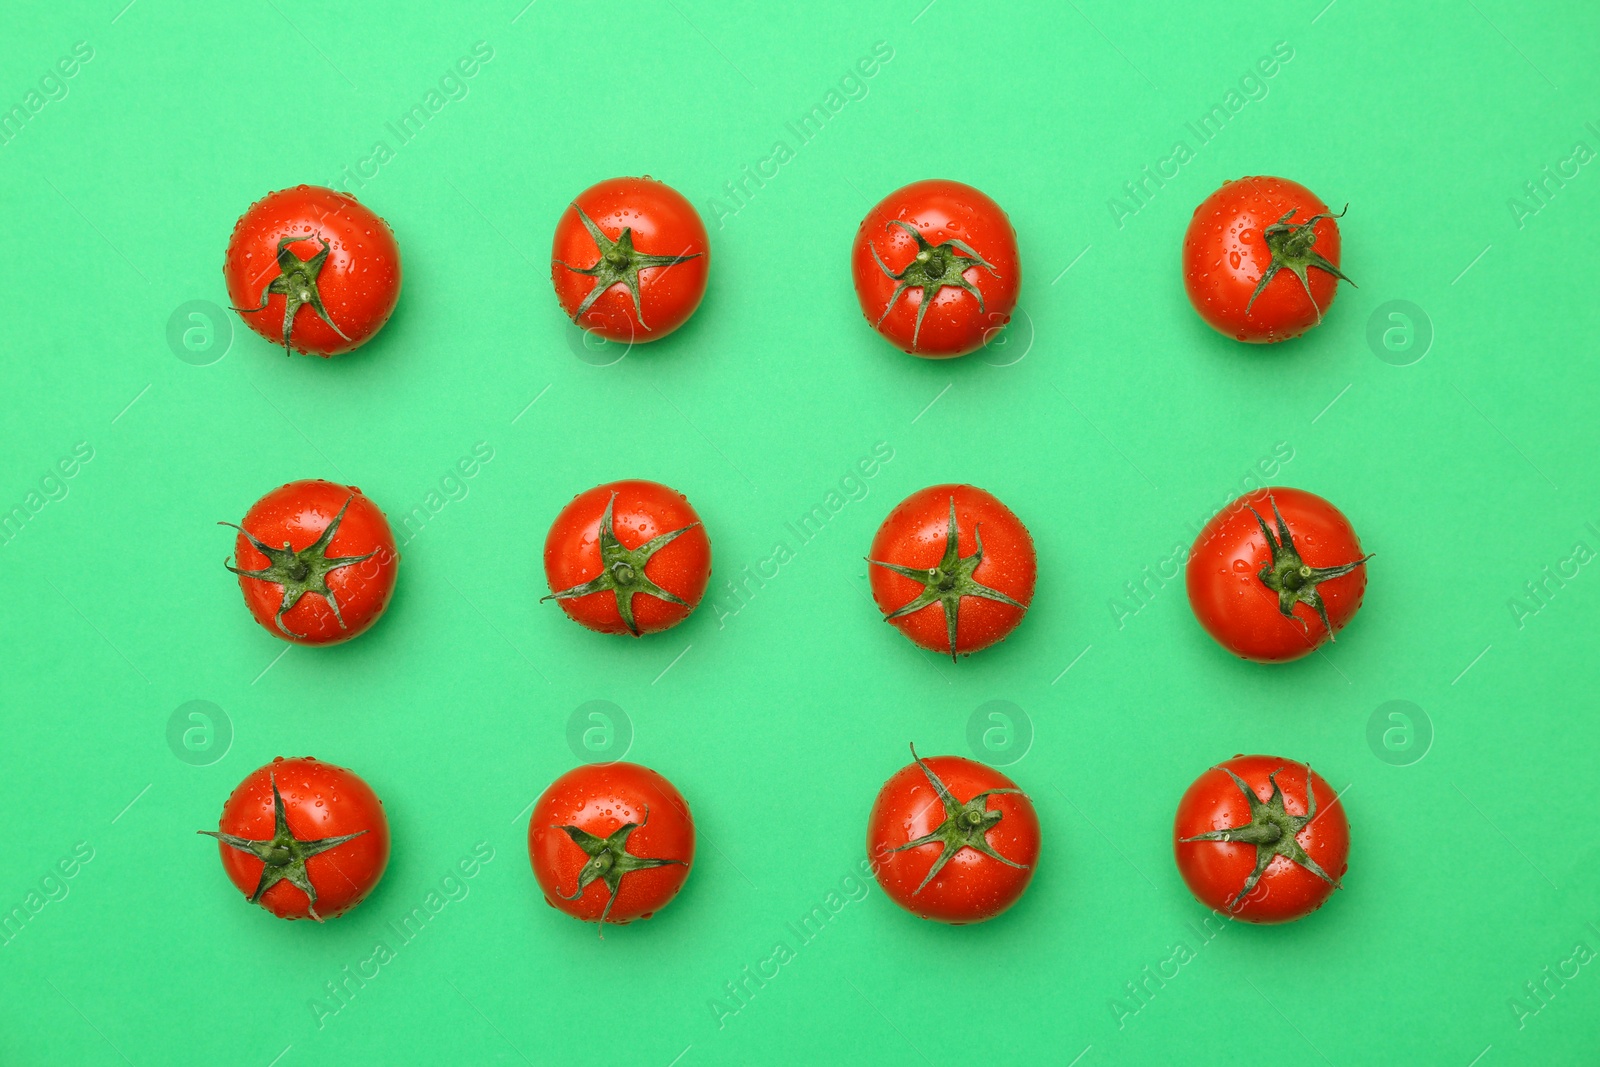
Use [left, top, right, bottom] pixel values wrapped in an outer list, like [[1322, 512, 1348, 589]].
[[851, 180, 1021, 358], [224, 185, 402, 356], [869, 484, 1035, 656], [1173, 755, 1348, 924], [529, 762, 695, 925], [231, 479, 399, 646], [1182, 176, 1342, 343], [543, 480, 711, 635], [1186, 487, 1366, 662], [212, 757, 390, 921], [867, 755, 1039, 924], [550, 176, 710, 343]]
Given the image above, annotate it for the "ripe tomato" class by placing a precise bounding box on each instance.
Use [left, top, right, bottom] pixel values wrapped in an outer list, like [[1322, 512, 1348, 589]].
[[1182, 176, 1353, 343], [867, 746, 1039, 924], [224, 185, 402, 356], [223, 479, 399, 646], [1173, 755, 1348, 924], [851, 179, 1021, 358], [550, 176, 709, 344], [868, 484, 1035, 659], [528, 761, 694, 931], [543, 480, 711, 636], [1186, 487, 1370, 662], [200, 756, 390, 922]]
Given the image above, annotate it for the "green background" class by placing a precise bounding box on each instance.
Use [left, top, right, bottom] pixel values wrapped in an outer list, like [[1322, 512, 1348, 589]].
[[3, 0, 1597, 1063]]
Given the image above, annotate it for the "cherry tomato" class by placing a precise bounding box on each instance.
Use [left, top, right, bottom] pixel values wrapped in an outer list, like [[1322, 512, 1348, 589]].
[[1186, 487, 1370, 662], [528, 761, 694, 931], [867, 746, 1039, 924], [868, 484, 1035, 659], [550, 176, 709, 344], [222, 479, 399, 646], [224, 185, 402, 357], [1173, 755, 1348, 924], [543, 480, 711, 636], [1182, 176, 1352, 343], [851, 180, 1021, 358], [200, 756, 390, 922]]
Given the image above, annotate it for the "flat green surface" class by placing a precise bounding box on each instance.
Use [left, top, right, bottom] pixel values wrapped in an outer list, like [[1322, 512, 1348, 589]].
[[2, 1, 1598, 1064]]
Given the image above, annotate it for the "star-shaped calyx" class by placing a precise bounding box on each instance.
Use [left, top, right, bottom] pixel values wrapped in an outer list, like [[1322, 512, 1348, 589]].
[[1245, 206, 1355, 322], [556, 206, 701, 331], [198, 772, 368, 922], [221, 495, 378, 639], [1252, 496, 1372, 639], [868, 497, 1026, 661], [541, 493, 699, 636], [871, 220, 998, 351], [556, 806, 685, 934], [1180, 764, 1341, 910], [231, 234, 351, 354], [892, 744, 1029, 895]]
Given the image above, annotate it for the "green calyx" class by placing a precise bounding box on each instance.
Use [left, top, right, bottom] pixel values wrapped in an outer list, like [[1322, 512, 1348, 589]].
[[891, 743, 1029, 895], [1251, 496, 1372, 639], [871, 220, 998, 351], [555, 205, 702, 331], [1245, 206, 1355, 322], [541, 493, 699, 636], [556, 806, 685, 934], [231, 234, 351, 355], [1180, 764, 1340, 911], [867, 496, 1026, 661], [198, 772, 368, 922], [221, 495, 378, 639]]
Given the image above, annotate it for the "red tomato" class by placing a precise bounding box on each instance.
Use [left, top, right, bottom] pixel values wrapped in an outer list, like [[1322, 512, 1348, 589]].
[[224, 185, 402, 356], [1186, 487, 1370, 662], [1182, 176, 1352, 343], [1173, 755, 1348, 924], [868, 484, 1035, 659], [851, 179, 1021, 358], [223, 479, 399, 646], [867, 746, 1039, 924], [200, 756, 390, 921], [543, 480, 711, 636], [550, 176, 709, 344], [528, 762, 694, 930]]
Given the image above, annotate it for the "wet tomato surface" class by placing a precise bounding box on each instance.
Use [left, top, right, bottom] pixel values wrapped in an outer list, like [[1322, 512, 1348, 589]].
[[851, 179, 1021, 357], [868, 747, 1039, 924], [528, 761, 695, 929], [224, 185, 402, 356], [202, 756, 390, 921], [1186, 486, 1369, 662]]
